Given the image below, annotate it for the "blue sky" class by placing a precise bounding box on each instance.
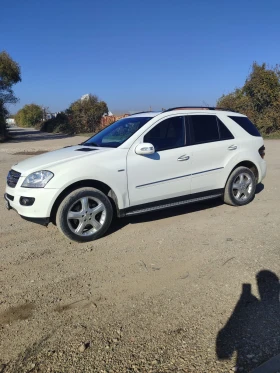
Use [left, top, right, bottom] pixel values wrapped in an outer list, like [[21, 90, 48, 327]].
[[1, 0, 280, 114]]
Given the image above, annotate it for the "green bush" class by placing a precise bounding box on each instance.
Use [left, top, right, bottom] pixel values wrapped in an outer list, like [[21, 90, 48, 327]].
[[67, 94, 108, 133], [217, 63, 280, 135], [15, 93, 108, 136], [39, 113, 73, 134], [15, 104, 42, 127]]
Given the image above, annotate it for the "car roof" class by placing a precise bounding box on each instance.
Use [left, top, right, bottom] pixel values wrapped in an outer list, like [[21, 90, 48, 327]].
[[164, 109, 243, 115], [129, 109, 243, 118]]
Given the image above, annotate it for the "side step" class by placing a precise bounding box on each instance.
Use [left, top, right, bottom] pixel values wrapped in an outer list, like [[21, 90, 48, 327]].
[[125, 194, 222, 216]]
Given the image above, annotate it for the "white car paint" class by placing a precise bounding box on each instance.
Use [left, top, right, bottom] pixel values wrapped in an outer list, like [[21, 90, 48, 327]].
[[127, 143, 192, 206]]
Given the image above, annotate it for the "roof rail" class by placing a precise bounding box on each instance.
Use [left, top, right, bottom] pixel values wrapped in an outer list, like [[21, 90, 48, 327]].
[[129, 111, 161, 116], [163, 106, 237, 113]]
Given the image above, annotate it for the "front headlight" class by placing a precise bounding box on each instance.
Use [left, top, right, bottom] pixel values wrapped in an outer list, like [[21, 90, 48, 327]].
[[21, 171, 54, 188]]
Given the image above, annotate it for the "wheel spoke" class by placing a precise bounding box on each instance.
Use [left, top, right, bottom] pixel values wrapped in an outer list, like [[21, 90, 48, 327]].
[[91, 203, 105, 216], [233, 183, 241, 190], [245, 177, 252, 186], [80, 197, 89, 212], [235, 191, 241, 200], [75, 221, 86, 234], [67, 211, 83, 220], [91, 219, 102, 231], [243, 189, 250, 198]]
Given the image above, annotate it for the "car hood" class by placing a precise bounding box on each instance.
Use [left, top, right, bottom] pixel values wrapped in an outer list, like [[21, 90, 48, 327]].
[[12, 145, 113, 176]]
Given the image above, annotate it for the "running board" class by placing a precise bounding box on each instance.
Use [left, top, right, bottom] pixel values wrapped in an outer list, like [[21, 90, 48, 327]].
[[125, 194, 222, 216]]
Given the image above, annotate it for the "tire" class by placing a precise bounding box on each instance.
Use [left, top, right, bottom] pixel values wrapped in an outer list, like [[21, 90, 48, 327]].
[[56, 187, 113, 242], [223, 166, 257, 206]]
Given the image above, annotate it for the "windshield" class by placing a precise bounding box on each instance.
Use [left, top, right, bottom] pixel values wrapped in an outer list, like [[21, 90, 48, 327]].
[[83, 116, 153, 148]]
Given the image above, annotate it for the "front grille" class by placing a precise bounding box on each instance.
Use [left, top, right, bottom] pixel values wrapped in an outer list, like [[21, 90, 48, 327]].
[[7, 169, 21, 188]]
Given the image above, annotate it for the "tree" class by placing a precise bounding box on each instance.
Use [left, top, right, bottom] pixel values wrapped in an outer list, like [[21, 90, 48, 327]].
[[15, 104, 43, 127], [0, 51, 21, 104], [217, 63, 280, 135], [0, 104, 8, 139], [39, 112, 72, 134], [67, 94, 108, 133], [0, 51, 21, 139]]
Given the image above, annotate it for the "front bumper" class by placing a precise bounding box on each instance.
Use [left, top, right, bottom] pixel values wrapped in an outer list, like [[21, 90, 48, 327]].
[[4, 193, 50, 226], [4, 183, 60, 220]]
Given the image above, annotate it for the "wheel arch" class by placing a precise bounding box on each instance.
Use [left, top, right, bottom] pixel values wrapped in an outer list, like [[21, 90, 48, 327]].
[[50, 179, 120, 224], [225, 160, 259, 188]]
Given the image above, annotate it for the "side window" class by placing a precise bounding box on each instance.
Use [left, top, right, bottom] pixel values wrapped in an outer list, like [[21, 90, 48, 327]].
[[144, 116, 185, 151], [190, 115, 219, 144], [217, 118, 234, 140], [228, 116, 261, 137]]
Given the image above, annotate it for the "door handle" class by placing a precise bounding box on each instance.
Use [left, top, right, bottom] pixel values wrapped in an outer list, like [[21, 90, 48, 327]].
[[177, 155, 190, 161], [228, 145, 237, 150]]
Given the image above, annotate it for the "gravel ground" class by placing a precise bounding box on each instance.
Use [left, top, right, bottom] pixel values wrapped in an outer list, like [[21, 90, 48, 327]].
[[0, 128, 280, 373]]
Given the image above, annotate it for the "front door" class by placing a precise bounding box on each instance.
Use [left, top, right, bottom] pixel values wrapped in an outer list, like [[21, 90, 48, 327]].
[[127, 116, 192, 207]]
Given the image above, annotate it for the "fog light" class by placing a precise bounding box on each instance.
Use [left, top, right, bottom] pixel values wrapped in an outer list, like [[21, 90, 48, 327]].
[[20, 197, 35, 206]]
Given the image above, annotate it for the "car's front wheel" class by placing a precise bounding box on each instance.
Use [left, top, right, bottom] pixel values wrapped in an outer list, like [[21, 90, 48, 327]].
[[56, 187, 113, 242], [224, 166, 257, 206]]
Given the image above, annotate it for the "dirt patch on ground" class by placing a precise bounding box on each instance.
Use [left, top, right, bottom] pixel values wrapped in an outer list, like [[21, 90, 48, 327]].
[[12, 151, 47, 155], [0, 303, 35, 325]]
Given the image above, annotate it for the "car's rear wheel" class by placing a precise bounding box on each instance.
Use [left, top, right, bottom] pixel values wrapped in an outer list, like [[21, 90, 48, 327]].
[[224, 166, 257, 206], [56, 187, 113, 242]]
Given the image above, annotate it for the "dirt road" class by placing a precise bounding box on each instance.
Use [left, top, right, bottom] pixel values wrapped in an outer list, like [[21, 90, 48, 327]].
[[1, 128, 280, 373]]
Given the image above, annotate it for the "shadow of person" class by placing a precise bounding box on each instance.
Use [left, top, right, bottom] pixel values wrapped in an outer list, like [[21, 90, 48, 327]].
[[216, 270, 280, 372]]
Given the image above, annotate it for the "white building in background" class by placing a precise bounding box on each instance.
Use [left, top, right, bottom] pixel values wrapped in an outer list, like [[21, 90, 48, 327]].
[[81, 94, 90, 101], [6, 118, 15, 125], [103, 111, 113, 116]]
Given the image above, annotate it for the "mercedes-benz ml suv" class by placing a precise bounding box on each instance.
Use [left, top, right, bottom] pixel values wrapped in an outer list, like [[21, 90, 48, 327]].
[[5, 107, 266, 242]]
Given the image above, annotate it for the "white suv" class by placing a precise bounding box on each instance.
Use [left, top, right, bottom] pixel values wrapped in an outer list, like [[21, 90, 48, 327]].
[[4, 107, 266, 242]]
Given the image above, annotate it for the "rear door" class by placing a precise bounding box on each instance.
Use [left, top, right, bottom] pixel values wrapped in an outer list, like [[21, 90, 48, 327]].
[[188, 114, 236, 194]]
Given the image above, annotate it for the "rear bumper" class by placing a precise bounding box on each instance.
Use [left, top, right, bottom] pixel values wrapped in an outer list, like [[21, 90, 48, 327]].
[[258, 159, 267, 183]]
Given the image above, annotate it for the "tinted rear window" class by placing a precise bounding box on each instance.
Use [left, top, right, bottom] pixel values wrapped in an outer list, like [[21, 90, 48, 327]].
[[229, 116, 261, 137], [190, 115, 220, 144]]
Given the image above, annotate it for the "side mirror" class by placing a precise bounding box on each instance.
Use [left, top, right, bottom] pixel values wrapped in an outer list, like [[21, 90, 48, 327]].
[[135, 143, 155, 155]]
